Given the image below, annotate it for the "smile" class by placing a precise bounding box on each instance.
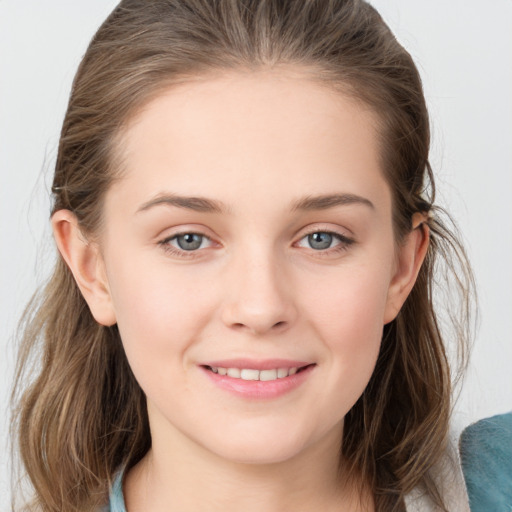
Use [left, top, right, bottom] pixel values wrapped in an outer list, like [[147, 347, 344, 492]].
[[206, 366, 301, 381], [200, 360, 315, 399]]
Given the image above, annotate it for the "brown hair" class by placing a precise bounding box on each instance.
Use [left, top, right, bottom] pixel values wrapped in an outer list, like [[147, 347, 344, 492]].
[[11, 1, 474, 511]]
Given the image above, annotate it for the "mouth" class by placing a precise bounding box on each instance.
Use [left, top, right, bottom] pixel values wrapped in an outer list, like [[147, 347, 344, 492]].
[[199, 360, 316, 399], [202, 364, 314, 382]]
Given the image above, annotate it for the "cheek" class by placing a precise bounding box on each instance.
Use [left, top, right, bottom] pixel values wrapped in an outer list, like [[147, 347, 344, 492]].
[[302, 262, 391, 340], [299, 265, 391, 399], [105, 255, 217, 381]]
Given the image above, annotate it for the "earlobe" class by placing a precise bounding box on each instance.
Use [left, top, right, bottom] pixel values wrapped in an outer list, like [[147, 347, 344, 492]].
[[383, 213, 430, 324], [51, 210, 116, 326]]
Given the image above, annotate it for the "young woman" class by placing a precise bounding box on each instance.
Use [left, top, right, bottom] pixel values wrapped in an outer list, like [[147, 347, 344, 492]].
[[11, 1, 474, 511]]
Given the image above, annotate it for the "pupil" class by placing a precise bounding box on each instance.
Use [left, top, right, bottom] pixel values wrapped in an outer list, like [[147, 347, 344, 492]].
[[177, 233, 202, 250], [309, 232, 332, 250]]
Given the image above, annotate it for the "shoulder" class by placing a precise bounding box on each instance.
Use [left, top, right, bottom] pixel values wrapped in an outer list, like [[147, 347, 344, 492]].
[[459, 412, 512, 511]]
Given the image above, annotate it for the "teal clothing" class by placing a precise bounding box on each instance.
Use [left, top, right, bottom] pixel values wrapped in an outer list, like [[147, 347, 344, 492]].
[[459, 412, 512, 512]]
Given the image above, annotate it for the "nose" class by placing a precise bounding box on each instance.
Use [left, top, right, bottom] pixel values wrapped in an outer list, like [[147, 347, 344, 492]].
[[220, 247, 297, 336]]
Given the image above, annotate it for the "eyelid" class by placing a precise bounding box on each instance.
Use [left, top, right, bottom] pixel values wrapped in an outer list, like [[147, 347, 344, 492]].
[[166, 233, 213, 248], [294, 223, 355, 242]]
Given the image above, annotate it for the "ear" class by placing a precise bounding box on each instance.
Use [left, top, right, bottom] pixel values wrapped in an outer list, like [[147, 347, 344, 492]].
[[383, 213, 430, 324], [51, 210, 116, 326]]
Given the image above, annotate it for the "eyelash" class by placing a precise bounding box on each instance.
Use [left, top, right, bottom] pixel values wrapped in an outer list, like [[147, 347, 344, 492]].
[[158, 229, 355, 258]]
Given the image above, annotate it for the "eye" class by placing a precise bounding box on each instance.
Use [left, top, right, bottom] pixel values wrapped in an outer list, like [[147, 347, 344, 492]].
[[296, 231, 353, 252], [173, 233, 207, 251], [160, 232, 213, 254], [306, 232, 335, 250]]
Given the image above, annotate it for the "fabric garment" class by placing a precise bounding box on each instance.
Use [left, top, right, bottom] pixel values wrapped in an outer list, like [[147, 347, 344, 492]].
[[404, 436, 470, 512], [107, 469, 126, 512], [459, 412, 512, 512]]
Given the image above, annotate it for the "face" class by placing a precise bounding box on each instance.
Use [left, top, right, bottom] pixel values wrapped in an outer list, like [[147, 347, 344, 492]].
[[94, 70, 411, 465]]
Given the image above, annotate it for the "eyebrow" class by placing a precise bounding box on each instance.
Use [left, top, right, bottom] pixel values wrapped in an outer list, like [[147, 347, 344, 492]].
[[137, 194, 227, 214], [136, 192, 374, 215], [291, 193, 375, 212]]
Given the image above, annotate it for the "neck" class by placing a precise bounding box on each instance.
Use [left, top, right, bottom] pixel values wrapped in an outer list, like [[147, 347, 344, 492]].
[[124, 417, 372, 512]]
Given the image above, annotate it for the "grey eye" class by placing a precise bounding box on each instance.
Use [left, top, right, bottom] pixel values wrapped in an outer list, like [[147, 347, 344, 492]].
[[307, 232, 334, 250], [176, 233, 204, 250]]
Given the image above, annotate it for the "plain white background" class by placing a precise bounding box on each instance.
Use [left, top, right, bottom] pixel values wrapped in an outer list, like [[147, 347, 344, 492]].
[[1, 0, 511, 506]]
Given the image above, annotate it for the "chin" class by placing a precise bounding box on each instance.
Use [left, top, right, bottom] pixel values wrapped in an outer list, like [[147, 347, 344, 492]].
[[212, 440, 308, 466], [198, 421, 329, 466]]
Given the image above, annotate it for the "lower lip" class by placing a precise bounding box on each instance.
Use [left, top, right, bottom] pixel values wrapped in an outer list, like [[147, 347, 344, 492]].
[[200, 365, 315, 399]]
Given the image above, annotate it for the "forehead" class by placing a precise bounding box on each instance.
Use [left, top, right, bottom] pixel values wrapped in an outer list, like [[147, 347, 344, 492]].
[[111, 69, 389, 214]]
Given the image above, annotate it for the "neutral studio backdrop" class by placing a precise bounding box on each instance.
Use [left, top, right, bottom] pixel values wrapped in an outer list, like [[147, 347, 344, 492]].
[[1, 0, 511, 506]]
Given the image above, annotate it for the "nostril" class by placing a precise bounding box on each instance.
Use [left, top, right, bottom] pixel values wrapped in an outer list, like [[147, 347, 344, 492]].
[[230, 320, 287, 332], [232, 323, 245, 330]]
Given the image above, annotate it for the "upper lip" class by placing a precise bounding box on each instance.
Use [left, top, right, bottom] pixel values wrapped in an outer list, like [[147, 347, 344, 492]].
[[200, 359, 313, 371]]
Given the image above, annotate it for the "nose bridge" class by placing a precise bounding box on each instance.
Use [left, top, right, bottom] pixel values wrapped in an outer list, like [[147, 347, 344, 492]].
[[221, 240, 296, 334]]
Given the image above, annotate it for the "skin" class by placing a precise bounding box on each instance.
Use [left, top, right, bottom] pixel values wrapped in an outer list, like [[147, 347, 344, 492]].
[[52, 69, 428, 512]]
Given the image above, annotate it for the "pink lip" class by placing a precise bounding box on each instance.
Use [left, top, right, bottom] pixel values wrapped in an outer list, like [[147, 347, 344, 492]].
[[199, 359, 315, 399]]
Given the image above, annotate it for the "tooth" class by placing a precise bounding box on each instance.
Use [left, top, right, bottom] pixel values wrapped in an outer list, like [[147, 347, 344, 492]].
[[260, 369, 277, 381], [215, 366, 301, 380], [277, 368, 288, 379], [241, 369, 260, 381], [227, 368, 241, 378]]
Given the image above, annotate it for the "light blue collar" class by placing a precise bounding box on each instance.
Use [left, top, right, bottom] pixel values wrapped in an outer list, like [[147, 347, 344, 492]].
[[109, 468, 127, 512]]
